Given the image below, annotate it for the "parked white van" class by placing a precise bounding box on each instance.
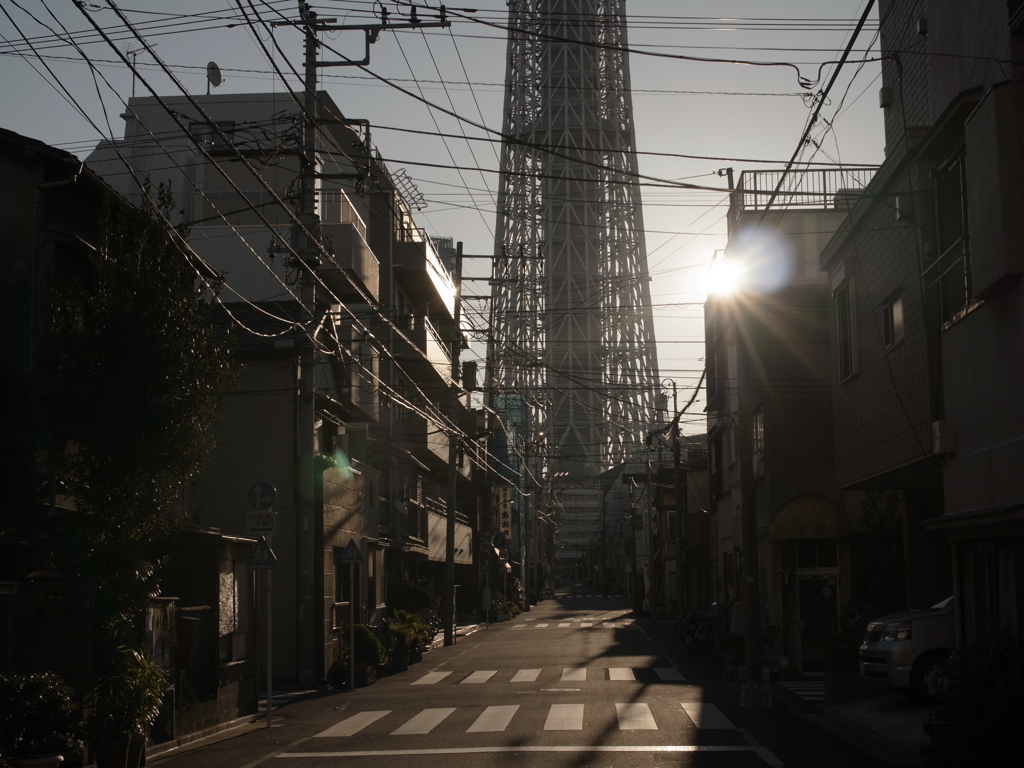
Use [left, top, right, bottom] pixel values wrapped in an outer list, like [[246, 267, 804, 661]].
[[858, 596, 955, 702]]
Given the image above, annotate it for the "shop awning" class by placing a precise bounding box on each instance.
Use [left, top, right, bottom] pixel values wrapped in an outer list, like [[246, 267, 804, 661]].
[[771, 496, 849, 539]]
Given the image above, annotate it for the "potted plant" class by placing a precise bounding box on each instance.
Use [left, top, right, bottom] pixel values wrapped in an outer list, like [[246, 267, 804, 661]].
[[0, 672, 83, 768], [351, 625, 386, 687], [389, 610, 432, 671], [87, 649, 166, 768]]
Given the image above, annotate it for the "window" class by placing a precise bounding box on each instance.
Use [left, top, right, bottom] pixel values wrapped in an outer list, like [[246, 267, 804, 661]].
[[218, 559, 249, 662], [796, 539, 838, 569], [933, 153, 972, 321], [835, 281, 857, 381], [752, 406, 764, 478], [882, 292, 905, 348], [190, 120, 236, 154]]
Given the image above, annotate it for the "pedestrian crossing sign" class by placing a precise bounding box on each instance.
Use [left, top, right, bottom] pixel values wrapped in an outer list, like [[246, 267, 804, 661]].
[[339, 538, 362, 564], [247, 537, 277, 570]]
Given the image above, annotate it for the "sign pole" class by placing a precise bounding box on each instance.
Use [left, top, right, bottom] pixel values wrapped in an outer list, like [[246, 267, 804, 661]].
[[349, 561, 355, 692], [266, 532, 273, 728], [245, 483, 277, 730]]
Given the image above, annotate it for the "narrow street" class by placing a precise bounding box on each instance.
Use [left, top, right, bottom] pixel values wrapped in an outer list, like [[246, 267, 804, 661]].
[[150, 589, 915, 768]]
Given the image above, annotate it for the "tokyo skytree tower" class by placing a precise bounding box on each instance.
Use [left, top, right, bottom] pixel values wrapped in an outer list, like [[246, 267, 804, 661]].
[[489, 0, 660, 477]]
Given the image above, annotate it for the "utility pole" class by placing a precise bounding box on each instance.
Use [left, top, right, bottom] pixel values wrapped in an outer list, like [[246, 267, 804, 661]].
[[444, 242, 464, 646], [285, 0, 450, 683], [674, 401, 686, 620], [735, 297, 767, 707], [295, 3, 320, 688]]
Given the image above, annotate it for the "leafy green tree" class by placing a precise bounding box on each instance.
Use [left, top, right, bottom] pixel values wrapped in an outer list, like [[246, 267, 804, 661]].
[[46, 182, 237, 648]]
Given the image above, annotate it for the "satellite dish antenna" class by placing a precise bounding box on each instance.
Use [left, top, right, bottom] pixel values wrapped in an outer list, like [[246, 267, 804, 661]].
[[206, 61, 222, 95]]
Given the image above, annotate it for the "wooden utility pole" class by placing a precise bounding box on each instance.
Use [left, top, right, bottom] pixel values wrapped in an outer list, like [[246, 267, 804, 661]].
[[445, 242, 464, 646]]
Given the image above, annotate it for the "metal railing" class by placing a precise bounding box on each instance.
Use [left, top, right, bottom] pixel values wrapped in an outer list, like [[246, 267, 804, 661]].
[[320, 189, 367, 239], [730, 168, 876, 228]]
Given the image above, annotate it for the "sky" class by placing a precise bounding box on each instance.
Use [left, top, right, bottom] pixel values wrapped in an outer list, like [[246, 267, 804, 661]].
[[0, 0, 885, 434]]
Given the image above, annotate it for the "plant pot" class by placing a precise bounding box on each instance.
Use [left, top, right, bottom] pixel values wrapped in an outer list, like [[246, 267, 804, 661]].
[[392, 649, 410, 673], [355, 663, 377, 687], [10, 756, 65, 768], [92, 737, 130, 768], [127, 738, 146, 768]]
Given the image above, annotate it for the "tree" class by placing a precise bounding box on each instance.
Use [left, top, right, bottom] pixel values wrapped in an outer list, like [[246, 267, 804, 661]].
[[46, 182, 237, 647]]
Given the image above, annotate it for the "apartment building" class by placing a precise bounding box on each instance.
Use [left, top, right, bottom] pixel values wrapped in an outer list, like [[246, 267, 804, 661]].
[[86, 91, 485, 687], [705, 168, 871, 671], [821, 0, 1024, 641]]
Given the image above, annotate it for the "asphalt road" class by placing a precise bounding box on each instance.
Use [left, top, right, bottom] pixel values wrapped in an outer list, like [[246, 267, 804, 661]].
[[151, 589, 914, 768]]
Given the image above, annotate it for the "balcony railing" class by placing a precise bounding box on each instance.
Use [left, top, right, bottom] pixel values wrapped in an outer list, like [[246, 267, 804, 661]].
[[321, 189, 367, 240], [729, 168, 876, 231]]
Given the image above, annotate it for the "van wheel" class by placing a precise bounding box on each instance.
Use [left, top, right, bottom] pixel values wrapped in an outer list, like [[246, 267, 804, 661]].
[[910, 650, 948, 703]]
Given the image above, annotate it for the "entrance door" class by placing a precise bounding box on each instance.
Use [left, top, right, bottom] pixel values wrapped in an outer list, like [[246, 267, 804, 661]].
[[798, 575, 838, 671]]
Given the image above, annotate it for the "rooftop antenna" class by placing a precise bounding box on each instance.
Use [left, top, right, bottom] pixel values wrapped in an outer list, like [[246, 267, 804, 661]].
[[206, 61, 222, 96], [125, 43, 155, 98]]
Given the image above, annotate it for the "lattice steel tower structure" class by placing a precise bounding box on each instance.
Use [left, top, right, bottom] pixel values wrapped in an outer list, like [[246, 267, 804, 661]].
[[489, 0, 660, 480]]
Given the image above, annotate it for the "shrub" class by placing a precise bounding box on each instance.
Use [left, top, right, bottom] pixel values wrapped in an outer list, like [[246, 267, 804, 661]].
[[88, 649, 166, 740], [347, 625, 386, 666], [0, 672, 83, 762], [922, 628, 1024, 767]]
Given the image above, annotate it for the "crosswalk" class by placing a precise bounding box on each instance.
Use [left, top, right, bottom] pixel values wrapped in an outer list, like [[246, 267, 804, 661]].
[[407, 667, 686, 685], [775, 679, 825, 701], [511, 618, 638, 630], [314, 701, 736, 738]]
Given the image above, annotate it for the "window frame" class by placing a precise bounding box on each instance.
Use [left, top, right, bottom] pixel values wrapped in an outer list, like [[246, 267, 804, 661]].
[[835, 280, 858, 382], [882, 290, 905, 349], [932, 152, 973, 323]]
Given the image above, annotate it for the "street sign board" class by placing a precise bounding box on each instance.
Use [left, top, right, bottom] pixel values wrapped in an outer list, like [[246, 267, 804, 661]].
[[247, 537, 277, 570], [339, 539, 362, 564], [494, 486, 513, 539], [247, 511, 277, 534], [247, 481, 276, 511]]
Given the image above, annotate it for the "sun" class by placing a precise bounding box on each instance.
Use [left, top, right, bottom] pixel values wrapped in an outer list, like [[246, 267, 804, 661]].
[[704, 257, 744, 296]]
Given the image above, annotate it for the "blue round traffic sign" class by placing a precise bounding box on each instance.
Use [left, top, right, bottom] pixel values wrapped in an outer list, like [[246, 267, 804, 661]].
[[247, 481, 277, 510]]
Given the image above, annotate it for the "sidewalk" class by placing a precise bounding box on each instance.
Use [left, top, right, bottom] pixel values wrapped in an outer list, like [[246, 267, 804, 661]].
[[637, 613, 929, 766]]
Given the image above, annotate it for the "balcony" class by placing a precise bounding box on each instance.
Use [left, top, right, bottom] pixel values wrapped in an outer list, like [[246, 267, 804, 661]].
[[393, 314, 451, 384], [728, 168, 876, 233], [393, 228, 456, 317], [319, 222, 380, 303], [406, 413, 450, 471]]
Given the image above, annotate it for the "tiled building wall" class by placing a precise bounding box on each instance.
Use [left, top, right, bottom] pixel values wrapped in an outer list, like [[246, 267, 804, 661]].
[[879, 0, 930, 154], [827, 163, 936, 489]]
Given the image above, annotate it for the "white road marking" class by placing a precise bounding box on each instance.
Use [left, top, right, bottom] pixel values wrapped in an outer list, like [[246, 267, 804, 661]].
[[280, 746, 764, 757], [411, 671, 452, 685], [608, 668, 636, 681], [558, 623, 571, 627], [467, 705, 519, 732], [535, 623, 549, 627], [391, 708, 456, 735], [460, 670, 496, 684], [544, 703, 585, 730], [616, 702, 658, 730], [314, 711, 390, 737], [580, 622, 593, 627], [680, 702, 734, 729], [510, 668, 541, 682], [654, 667, 686, 681], [560, 667, 587, 681]]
